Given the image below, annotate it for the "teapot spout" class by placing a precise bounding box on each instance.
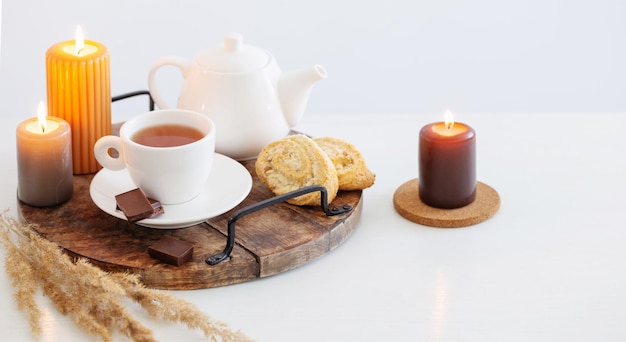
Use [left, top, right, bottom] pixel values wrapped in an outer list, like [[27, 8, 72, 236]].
[[278, 65, 327, 127]]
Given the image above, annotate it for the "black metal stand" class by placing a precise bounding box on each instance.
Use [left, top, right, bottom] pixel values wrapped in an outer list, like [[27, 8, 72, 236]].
[[112, 90, 155, 111], [206, 185, 352, 265]]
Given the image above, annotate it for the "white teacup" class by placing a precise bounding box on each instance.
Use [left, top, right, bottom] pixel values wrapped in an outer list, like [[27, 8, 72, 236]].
[[94, 109, 216, 205]]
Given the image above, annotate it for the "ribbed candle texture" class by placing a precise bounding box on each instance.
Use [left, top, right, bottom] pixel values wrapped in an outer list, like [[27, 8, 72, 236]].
[[46, 39, 111, 174]]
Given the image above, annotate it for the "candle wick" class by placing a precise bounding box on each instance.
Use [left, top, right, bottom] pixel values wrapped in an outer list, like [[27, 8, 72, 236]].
[[446, 122, 454, 130], [39, 123, 46, 133]]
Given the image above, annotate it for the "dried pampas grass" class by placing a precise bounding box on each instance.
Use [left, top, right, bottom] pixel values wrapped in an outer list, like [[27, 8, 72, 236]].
[[0, 211, 251, 342]]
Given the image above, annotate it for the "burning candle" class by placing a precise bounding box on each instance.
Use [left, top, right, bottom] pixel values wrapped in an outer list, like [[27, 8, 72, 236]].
[[16, 102, 73, 207], [46, 25, 111, 174], [419, 111, 476, 209]]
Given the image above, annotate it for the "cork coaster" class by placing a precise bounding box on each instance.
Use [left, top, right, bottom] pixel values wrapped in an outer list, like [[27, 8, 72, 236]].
[[393, 179, 500, 228]]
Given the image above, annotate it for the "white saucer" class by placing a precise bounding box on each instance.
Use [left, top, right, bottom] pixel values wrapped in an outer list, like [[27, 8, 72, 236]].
[[89, 153, 252, 229]]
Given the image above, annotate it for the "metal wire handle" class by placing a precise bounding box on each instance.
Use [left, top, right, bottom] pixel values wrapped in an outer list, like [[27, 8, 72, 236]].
[[206, 185, 352, 265], [112, 90, 155, 110]]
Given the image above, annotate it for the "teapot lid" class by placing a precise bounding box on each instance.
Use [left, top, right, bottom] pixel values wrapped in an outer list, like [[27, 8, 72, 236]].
[[195, 33, 270, 73]]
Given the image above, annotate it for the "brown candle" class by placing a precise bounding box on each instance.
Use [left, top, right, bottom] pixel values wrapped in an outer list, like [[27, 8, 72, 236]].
[[16, 103, 73, 207], [419, 114, 476, 209]]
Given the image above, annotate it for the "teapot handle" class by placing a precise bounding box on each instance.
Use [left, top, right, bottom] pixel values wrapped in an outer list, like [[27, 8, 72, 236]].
[[147, 56, 191, 109]]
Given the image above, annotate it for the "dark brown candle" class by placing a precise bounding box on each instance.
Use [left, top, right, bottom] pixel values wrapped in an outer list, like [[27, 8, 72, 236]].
[[419, 117, 476, 209]]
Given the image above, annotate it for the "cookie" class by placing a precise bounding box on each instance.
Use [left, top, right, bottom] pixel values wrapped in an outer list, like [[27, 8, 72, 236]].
[[313, 137, 375, 191], [255, 134, 339, 206]]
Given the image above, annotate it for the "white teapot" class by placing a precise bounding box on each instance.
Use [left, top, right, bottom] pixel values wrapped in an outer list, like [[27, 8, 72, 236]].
[[148, 32, 327, 160]]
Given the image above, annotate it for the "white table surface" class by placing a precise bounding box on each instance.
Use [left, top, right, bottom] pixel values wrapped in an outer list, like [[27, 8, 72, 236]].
[[1, 110, 626, 341]]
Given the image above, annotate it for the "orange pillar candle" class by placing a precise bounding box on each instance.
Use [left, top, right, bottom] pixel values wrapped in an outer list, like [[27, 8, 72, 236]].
[[419, 111, 476, 209], [46, 26, 111, 174], [17, 102, 73, 207]]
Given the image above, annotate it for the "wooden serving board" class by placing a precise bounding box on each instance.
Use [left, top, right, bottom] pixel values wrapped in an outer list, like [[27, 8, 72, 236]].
[[18, 156, 362, 290]]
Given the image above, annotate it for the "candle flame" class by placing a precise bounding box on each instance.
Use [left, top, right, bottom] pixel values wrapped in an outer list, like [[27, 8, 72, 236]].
[[37, 101, 47, 133], [75, 25, 85, 55], [444, 110, 454, 130]]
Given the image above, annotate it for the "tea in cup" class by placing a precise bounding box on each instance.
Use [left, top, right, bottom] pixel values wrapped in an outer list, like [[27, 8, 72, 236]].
[[94, 109, 216, 204]]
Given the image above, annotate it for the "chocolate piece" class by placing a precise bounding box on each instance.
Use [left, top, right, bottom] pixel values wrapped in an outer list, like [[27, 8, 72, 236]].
[[148, 236, 194, 266], [146, 198, 164, 218], [115, 188, 163, 222], [116, 197, 164, 219]]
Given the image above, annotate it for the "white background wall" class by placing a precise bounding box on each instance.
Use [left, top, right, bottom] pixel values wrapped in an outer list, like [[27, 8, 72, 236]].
[[1, 0, 625, 120]]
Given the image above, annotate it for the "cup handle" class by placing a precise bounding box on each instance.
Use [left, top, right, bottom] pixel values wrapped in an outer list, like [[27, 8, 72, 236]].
[[147, 56, 191, 110], [94, 136, 126, 171]]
